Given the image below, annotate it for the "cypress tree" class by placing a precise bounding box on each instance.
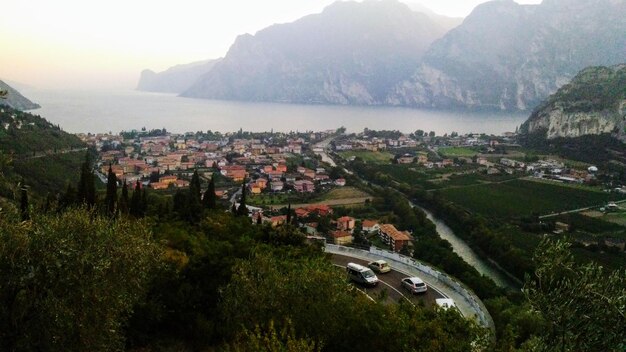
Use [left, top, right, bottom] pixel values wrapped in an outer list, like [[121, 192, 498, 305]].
[[20, 184, 29, 221], [118, 181, 129, 215], [130, 181, 142, 218], [141, 188, 147, 217], [105, 164, 118, 216], [286, 203, 291, 225], [231, 202, 237, 214], [190, 169, 201, 202], [203, 176, 217, 210], [77, 153, 96, 207], [60, 183, 77, 210], [236, 180, 248, 217]]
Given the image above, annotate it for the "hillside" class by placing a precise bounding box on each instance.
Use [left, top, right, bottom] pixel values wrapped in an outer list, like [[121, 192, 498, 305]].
[[0, 80, 40, 110], [0, 106, 86, 201], [182, 0, 448, 105], [388, 0, 626, 111], [137, 58, 221, 93], [521, 65, 626, 140]]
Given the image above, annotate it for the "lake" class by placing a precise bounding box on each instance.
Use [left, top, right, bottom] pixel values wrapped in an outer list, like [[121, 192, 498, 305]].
[[22, 88, 529, 134]]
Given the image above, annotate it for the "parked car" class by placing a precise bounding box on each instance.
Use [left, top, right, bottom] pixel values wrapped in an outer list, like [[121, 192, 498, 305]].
[[368, 260, 391, 274], [435, 298, 456, 310], [401, 277, 428, 294], [347, 262, 379, 286]]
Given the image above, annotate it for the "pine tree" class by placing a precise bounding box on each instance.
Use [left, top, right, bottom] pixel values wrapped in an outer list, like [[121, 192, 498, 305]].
[[203, 176, 217, 209], [20, 184, 29, 221], [236, 180, 248, 217], [105, 164, 118, 216]]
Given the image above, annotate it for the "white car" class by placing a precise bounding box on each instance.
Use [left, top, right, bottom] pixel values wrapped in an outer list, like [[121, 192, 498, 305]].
[[368, 260, 391, 274], [347, 262, 379, 286], [435, 298, 456, 310], [401, 277, 428, 294]]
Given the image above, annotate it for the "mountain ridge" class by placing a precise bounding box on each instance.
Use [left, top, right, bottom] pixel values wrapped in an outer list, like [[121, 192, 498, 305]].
[[520, 64, 626, 140], [0, 80, 40, 111], [182, 0, 449, 104]]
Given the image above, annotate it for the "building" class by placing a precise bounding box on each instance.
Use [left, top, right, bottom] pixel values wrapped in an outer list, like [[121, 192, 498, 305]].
[[330, 230, 353, 245], [362, 220, 380, 233], [336, 216, 356, 232], [379, 224, 412, 252]]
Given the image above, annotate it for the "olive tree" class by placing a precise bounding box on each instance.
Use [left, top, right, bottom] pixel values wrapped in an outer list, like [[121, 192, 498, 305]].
[[524, 239, 626, 352], [0, 207, 161, 351]]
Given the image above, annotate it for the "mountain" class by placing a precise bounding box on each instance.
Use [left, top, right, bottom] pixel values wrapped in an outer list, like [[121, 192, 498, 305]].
[[137, 58, 221, 93], [0, 80, 40, 110], [182, 0, 449, 105], [403, 2, 463, 30], [520, 64, 626, 140], [388, 0, 626, 111]]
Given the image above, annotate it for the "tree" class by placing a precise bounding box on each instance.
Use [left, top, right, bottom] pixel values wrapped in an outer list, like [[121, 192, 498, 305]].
[[105, 164, 118, 216], [190, 169, 201, 202], [0, 89, 7, 99], [118, 181, 129, 215], [203, 176, 217, 210], [20, 184, 29, 221], [524, 239, 626, 352], [77, 153, 96, 207], [415, 129, 424, 137], [0, 208, 160, 351], [130, 181, 143, 218], [285, 203, 292, 224], [428, 131, 435, 137], [236, 180, 248, 217]]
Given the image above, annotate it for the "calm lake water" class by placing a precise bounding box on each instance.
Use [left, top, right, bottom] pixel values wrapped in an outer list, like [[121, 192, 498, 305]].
[[22, 88, 529, 134]]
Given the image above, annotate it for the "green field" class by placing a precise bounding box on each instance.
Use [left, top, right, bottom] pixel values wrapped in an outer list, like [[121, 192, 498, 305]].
[[438, 147, 479, 157], [339, 150, 394, 164], [440, 179, 622, 218]]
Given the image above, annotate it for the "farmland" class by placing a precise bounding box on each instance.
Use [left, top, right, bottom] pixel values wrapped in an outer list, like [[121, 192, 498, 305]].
[[439, 179, 622, 219], [338, 150, 394, 164]]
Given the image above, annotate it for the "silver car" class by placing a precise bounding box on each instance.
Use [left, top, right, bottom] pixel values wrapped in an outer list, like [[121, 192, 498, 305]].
[[401, 277, 428, 294]]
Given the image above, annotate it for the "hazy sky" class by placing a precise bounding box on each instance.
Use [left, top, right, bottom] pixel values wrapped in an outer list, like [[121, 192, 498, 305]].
[[0, 0, 542, 90]]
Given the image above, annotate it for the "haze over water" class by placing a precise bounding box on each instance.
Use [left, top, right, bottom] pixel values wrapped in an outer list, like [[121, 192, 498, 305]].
[[23, 88, 528, 135]]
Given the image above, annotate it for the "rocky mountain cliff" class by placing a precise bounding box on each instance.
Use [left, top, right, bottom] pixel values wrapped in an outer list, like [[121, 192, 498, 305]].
[[520, 65, 626, 140], [388, 0, 626, 111], [182, 0, 449, 104], [0, 80, 40, 110], [137, 59, 221, 93]]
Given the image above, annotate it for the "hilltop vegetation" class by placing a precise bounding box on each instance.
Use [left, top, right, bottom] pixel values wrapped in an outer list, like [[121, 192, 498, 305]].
[[0, 107, 85, 202]]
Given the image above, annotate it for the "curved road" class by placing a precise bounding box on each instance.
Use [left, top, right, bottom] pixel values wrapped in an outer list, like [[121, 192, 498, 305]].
[[331, 254, 444, 308]]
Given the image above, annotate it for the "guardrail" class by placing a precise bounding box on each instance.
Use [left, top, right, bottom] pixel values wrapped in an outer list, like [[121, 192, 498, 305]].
[[325, 244, 495, 332]]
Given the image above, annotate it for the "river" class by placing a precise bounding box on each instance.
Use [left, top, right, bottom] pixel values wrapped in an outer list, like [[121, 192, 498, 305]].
[[413, 204, 518, 289]]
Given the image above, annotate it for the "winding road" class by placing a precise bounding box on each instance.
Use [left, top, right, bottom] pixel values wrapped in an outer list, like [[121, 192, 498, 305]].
[[331, 254, 444, 308]]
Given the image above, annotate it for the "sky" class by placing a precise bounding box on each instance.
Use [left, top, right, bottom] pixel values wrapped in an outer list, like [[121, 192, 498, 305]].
[[0, 0, 542, 90]]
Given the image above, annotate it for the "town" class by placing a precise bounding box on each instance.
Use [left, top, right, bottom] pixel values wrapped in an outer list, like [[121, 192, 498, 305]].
[[77, 126, 625, 255]]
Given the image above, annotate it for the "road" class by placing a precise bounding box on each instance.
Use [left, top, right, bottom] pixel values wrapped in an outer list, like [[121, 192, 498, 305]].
[[331, 254, 443, 308], [539, 199, 626, 219], [313, 136, 337, 167]]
